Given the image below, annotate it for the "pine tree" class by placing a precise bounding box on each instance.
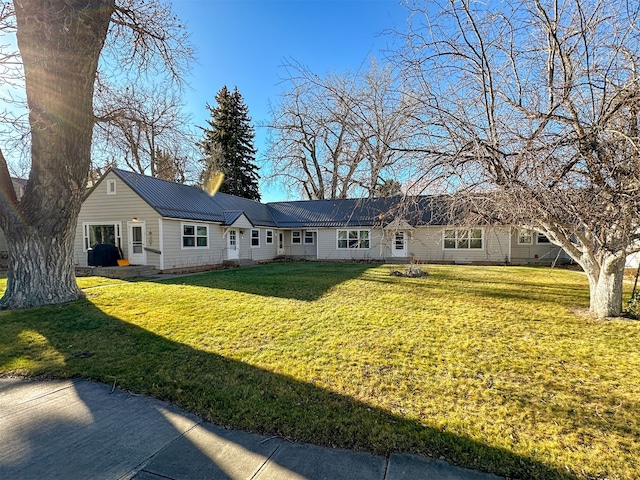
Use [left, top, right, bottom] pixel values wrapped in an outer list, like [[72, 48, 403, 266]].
[[198, 86, 261, 200]]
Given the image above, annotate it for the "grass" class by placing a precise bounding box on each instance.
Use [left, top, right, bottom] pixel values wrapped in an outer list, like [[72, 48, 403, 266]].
[[1, 262, 639, 479]]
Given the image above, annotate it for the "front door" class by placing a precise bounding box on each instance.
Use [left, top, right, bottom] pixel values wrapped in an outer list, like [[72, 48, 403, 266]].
[[277, 231, 285, 255], [128, 222, 146, 265], [227, 229, 239, 260], [392, 231, 407, 257]]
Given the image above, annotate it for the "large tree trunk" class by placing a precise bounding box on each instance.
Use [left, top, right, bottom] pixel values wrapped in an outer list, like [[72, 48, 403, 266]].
[[0, 1, 114, 309], [584, 255, 626, 318], [2, 224, 81, 309]]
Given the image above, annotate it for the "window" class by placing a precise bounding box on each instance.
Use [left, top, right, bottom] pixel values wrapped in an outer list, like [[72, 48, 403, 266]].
[[107, 179, 116, 195], [83, 222, 121, 250], [304, 231, 315, 244], [337, 230, 370, 249], [182, 223, 208, 248], [444, 229, 483, 249], [518, 229, 533, 245], [266, 230, 273, 244], [292, 231, 301, 244], [537, 233, 551, 244], [251, 229, 260, 247]]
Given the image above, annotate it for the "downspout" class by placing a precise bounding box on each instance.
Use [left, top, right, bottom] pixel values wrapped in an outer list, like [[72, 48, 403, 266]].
[[158, 218, 164, 271]]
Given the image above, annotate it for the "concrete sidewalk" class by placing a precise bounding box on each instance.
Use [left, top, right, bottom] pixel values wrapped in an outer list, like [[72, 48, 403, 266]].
[[0, 378, 502, 480]]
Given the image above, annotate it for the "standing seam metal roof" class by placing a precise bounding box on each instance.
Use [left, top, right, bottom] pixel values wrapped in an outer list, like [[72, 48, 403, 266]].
[[111, 168, 449, 229]]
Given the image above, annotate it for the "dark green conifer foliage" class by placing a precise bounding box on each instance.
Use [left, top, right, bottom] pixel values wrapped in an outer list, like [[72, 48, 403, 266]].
[[198, 86, 260, 200]]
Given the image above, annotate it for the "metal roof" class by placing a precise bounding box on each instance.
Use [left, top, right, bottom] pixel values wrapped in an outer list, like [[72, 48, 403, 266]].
[[113, 169, 226, 222], [211, 193, 278, 227], [110, 168, 452, 229], [266, 196, 450, 228]]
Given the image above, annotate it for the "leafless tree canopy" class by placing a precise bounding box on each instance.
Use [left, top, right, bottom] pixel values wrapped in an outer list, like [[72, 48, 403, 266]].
[[0, 0, 196, 182], [397, 0, 640, 316], [263, 60, 423, 199], [93, 82, 197, 183]]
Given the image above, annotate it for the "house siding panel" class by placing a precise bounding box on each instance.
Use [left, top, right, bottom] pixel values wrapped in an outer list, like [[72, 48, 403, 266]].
[[316, 228, 384, 261], [75, 171, 161, 267], [509, 229, 567, 265], [405, 227, 510, 263], [246, 228, 278, 262], [162, 220, 226, 270]]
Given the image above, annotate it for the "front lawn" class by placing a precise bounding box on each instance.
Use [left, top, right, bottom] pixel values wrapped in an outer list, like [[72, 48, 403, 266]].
[[1, 263, 638, 479]]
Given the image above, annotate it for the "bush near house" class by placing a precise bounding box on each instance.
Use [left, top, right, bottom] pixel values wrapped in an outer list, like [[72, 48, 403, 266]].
[[1, 263, 639, 480]]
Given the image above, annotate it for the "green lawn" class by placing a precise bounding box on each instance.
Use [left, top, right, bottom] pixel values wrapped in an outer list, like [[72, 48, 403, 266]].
[[1, 263, 639, 479]]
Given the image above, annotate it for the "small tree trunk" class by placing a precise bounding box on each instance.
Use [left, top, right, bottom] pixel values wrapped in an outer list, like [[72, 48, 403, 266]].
[[585, 257, 625, 318], [1, 227, 82, 310]]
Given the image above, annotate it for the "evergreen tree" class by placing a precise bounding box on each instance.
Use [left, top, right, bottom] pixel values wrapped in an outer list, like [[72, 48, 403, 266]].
[[198, 86, 260, 200]]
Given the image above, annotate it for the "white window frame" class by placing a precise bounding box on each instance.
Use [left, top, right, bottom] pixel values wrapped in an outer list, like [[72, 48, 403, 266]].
[[83, 222, 122, 251], [337, 229, 370, 249], [251, 228, 260, 248], [304, 231, 315, 244], [292, 231, 302, 244], [266, 229, 274, 244], [107, 179, 116, 195], [517, 229, 533, 245], [181, 223, 209, 249], [443, 229, 483, 250]]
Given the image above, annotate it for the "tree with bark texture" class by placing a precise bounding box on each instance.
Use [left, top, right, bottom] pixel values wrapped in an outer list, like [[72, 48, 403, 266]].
[[397, 0, 640, 317], [198, 86, 260, 201], [0, 0, 191, 309]]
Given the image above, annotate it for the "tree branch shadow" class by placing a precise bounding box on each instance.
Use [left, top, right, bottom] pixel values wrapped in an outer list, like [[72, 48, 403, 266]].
[[0, 300, 577, 480]]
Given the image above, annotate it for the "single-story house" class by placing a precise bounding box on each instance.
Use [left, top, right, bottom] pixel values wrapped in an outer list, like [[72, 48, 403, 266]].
[[73, 168, 568, 271]]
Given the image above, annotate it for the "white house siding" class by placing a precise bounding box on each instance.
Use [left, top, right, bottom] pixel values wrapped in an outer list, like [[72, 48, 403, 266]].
[[276, 230, 317, 259], [316, 228, 384, 261], [509, 229, 568, 265], [75, 171, 160, 267], [246, 227, 278, 262], [161, 220, 226, 270], [407, 226, 511, 264]]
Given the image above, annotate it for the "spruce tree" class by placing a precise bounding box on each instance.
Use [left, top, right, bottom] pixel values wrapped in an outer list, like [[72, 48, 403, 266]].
[[198, 86, 261, 200]]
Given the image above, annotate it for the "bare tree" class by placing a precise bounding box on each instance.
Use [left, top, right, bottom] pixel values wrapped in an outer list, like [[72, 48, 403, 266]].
[[93, 82, 197, 182], [264, 60, 420, 199], [0, 0, 192, 309], [396, 0, 640, 317]]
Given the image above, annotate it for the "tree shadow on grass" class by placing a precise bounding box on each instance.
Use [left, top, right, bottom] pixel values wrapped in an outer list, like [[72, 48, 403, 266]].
[[360, 268, 590, 308], [153, 262, 378, 302], [0, 300, 578, 480]]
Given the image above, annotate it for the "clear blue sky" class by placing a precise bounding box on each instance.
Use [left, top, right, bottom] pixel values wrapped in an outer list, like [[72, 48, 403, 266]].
[[171, 0, 409, 202]]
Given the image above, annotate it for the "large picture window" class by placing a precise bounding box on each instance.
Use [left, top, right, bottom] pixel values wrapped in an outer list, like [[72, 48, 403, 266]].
[[83, 222, 121, 250], [337, 230, 370, 249], [444, 229, 483, 249], [182, 223, 208, 248]]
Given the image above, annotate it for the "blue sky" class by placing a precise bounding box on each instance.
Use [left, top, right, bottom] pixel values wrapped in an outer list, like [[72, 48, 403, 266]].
[[171, 0, 409, 201]]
